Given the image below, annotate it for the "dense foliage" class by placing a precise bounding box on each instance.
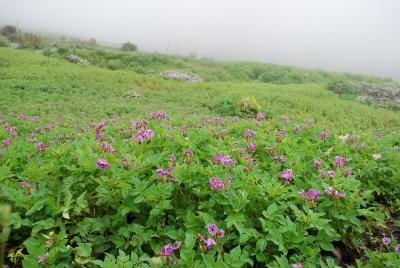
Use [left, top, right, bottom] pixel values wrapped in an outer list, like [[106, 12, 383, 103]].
[[1, 111, 400, 267]]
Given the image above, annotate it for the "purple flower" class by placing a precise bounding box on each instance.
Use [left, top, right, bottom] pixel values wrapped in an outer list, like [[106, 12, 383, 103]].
[[213, 154, 235, 166], [208, 224, 219, 236], [281, 116, 289, 124], [102, 142, 116, 154], [37, 252, 49, 265], [160, 244, 174, 256], [172, 241, 181, 250], [327, 170, 335, 178], [313, 160, 322, 169], [334, 156, 346, 168], [26, 133, 36, 142], [271, 156, 287, 163], [2, 138, 11, 147], [134, 127, 155, 143], [320, 131, 329, 141], [276, 129, 286, 141], [343, 168, 352, 177], [184, 150, 193, 156], [248, 142, 256, 153], [325, 187, 346, 199], [95, 122, 105, 133], [383, 236, 391, 245], [293, 125, 300, 134], [19, 181, 33, 189], [36, 143, 46, 152], [395, 243, 400, 253], [293, 264, 302, 268], [278, 169, 293, 184], [151, 112, 168, 120], [205, 238, 216, 249], [217, 229, 225, 238], [243, 129, 256, 139], [96, 158, 110, 169], [257, 113, 266, 120], [299, 189, 321, 206], [169, 154, 177, 163]]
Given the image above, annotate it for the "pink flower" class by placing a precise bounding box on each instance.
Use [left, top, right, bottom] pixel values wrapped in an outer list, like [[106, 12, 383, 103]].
[[160, 244, 174, 256], [96, 158, 110, 169], [217, 229, 225, 238], [37, 252, 49, 265], [313, 160, 322, 169], [184, 150, 193, 156], [19, 181, 33, 189], [278, 169, 293, 184], [343, 168, 352, 177], [327, 170, 335, 178], [383, 236, 391, 245], [293, 264, 302, 268], [293, 125, 300, 134], [281, 116, 289, 124], [257, 113, 266, 120], [271, 156, 287, 163], [334, 156, 346, 168], [243, 129, 256, 139], [102, 142, 116, 154], [208, 224, 219, 236], [248, 142, 256, 153], [395, 243, 400, 253], [36, 143, 46, 152], [2, 138, 11, 147], [320, 131, 329, 141], [151, 112, 168, 120]]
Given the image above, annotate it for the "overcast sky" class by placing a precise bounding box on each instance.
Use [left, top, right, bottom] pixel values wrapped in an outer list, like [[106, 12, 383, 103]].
[[1, 0, 400, 81]]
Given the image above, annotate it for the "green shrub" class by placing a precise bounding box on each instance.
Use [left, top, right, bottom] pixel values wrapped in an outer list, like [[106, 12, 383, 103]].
[[121, 42, 137, 52], [0, 35, 10, 47], [211, 95, 240, 116], [237, 96, 261, 116]]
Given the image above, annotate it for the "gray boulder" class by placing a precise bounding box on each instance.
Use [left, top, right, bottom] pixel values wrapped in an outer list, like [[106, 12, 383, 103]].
[[162, 70, 201, 82]]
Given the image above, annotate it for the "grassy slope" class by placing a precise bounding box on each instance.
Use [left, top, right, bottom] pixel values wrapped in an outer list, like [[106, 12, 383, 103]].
[[0, 48, 399, 134]]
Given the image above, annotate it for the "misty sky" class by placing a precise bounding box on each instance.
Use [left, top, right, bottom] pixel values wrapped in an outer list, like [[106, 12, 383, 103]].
[[1, 0, 400, 81]]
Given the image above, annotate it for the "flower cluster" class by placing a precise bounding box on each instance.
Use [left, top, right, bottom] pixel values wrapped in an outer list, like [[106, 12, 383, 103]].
[[160, 241, 180, 265], [209, 177, 232, 192], [271, 155, 287, 163], [102, 142, 116, 154], [320, 131, 329, 141], [134, 127, 155, 144], [36, 142, 46, 152], [278, 169, 293, 184], [243, 129, 256, 139], [37, 252, 49, 265], [151, 111, 168, 120], [95, 122, 105, 140], [198, 224, 225, 251], [325, 187, 345, 198], [248, 142, 256, 153], [298, 188, 321, 207], [96, 158, 110, 169], [320, 170, 335, 179], [213, 154, 235, 166], [156, 167, 176, 182], [26, 133, 37, 142], [275, 129, 286, 142]]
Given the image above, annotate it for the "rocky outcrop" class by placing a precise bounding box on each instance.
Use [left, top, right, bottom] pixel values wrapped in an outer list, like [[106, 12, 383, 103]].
[[66, 55, 88, 64], [353, 83, 400, 107], [162, 70, 201, 82]]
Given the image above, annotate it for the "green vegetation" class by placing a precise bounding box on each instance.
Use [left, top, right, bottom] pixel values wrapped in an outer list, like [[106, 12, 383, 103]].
[[0, 47, 399, 267]]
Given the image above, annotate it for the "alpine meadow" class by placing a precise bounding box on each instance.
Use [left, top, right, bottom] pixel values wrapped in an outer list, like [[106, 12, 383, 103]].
[[1, 2, 400, 267]]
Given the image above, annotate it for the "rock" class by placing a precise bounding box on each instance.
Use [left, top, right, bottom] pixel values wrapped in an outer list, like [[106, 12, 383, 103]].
[[353, 82, 400, 108], [66, 55, 88, 64], [125, 91, 142, 98], [162, 70, 201, 82]]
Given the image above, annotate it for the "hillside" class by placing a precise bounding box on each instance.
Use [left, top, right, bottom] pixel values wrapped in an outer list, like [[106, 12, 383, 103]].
[[0, 48, 399, 132]]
